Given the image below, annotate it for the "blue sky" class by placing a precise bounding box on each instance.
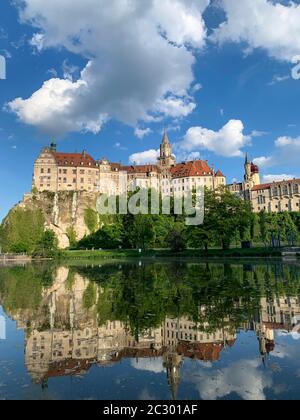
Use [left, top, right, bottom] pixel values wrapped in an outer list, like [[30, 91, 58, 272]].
[[0, 0, 300, 221]]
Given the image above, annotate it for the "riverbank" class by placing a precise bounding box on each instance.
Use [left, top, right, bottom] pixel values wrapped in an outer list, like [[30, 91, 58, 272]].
[[62, 247, 286, 260], [0, 254, 32, 262]]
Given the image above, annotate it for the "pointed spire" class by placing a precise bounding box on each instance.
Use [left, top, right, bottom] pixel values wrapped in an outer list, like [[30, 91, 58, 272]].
[[245, 153, 250, 165], [162, 129, 170, 145]]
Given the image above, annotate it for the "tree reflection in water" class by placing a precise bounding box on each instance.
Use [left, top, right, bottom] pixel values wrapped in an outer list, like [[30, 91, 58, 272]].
[[0, 260, 300, 398]]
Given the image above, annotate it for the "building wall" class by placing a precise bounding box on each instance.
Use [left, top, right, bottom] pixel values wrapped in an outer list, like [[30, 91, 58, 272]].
[[33, 146, 225, 198], [251, 181, 300, 213], [33, 150, 58, 192]]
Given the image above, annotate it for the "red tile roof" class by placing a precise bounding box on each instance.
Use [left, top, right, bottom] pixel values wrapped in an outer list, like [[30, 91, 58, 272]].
[[120, 165, 160, 174], [53, 152, 98, 168], [215, 169, 225, 177], [252, 183, 272, 192], [177, 342, 224, 362], [252, 178, 300, 192], [171, 160, 213, 179]]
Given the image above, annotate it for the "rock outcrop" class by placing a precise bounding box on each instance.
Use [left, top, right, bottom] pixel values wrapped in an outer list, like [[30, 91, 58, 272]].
[[16, 191, 99, 249]]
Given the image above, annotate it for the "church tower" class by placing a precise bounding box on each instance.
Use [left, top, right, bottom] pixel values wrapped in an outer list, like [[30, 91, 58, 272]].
[[157, 131, 176, 170]]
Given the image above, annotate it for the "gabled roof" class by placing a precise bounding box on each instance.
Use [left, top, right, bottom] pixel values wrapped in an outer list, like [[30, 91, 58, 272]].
[[53, 152, 98, 168], [215, 169, 225, 178], [170, 160, 214, 179]]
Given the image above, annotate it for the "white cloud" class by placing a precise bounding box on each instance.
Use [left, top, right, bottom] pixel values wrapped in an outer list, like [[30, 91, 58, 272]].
[[154, 97, 196, 119], [253, 156, 274, 168], [134, 127, 152, 140], [178, 119, 250, 157], [268, 75, 290, 86], [251, 130, 267, 138], [8, 77, 108, 134], [213, 0, 300, 61], [175, 151, 201, 163], [262, 174, 296, 184], [191, 83, 203, 93], [47, 68, 58, 78], [8, 0, 210, 135], [189, 359, 272, 401], [254, 135, 300, 172], [129, 149, 160, 165], [114, 142, 127, 151], [131, 358, 164, 374], [62, 59, 80, 81], [275, 136, 300, 149]]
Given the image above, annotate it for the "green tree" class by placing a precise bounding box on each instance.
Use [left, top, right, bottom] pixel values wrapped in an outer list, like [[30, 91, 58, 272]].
[[84, 208, 98, 233], [204, 187, 253, 250], [130, 215, 155, 250], [167, 223, 187, 252], [33, 230, 59, 258], [0, 208, 45, 254], [66, 226, 77, 249]]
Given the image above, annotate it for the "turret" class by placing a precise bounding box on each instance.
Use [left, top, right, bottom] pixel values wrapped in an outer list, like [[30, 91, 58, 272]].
[[50, 140, 57, 152], [244, 154, 251, 180], [163, 351, 183, 401], [157, 131, 176, 169], [244, 154, 261, 187]]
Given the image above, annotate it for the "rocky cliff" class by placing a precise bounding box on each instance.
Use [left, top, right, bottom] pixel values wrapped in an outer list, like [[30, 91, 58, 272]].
[[13, 191, 99, 249]]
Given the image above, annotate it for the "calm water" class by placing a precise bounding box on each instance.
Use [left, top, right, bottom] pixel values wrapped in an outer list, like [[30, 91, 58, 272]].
[[1, 259, 300, 400]]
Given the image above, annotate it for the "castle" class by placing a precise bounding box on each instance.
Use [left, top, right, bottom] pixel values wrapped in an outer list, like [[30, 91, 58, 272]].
[[33, 132, 226, 197], [7, 265, 300, 394], [33, 133, 300, 214], [228, 155, 300, 213]]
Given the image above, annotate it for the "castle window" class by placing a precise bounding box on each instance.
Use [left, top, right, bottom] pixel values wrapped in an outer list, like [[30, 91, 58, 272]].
[[41, 169, 44, 174], [293, 184, 299, 194], [48, 169, 51, 174], [73, 170, 76, 175], [80, 169, 85, 174], [63, 169, 67, 175], [283, 186, 289, 195]]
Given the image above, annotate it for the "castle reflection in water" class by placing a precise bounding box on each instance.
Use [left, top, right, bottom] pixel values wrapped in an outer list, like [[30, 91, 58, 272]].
[[2, 263, 300, 399]]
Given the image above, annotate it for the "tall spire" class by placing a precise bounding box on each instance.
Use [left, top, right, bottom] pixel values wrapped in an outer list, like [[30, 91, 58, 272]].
[[245, 153, 250, 165], [164, 352, 183, 401], [162, 129, 170, 145]]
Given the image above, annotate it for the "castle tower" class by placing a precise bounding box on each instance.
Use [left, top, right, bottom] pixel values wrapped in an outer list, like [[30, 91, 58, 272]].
[[163, 351, 183, 401], [50, 140, 57, 152], [243, 154, 261, 200], [157, 131, 176, 170], [244, 154, 252, 182]]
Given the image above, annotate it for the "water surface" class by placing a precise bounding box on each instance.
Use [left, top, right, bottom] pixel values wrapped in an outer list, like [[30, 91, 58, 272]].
[[1, 259, 300, 400]]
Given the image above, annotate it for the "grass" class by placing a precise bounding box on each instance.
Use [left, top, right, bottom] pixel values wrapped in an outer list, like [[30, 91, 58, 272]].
[[62, 247, 283, 260]]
